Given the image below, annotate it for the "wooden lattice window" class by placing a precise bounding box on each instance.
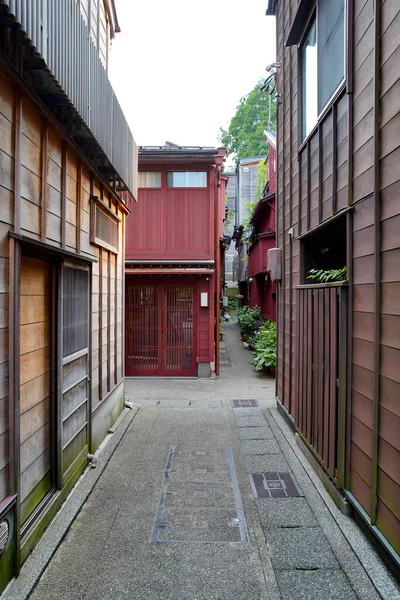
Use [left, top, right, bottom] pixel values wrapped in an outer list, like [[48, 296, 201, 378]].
[[90, 195, 120, 254], [63, 266, 89, 358]]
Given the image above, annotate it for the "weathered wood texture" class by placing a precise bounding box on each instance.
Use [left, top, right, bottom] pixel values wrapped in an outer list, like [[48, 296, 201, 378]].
[[275, 0, 400, 557], [0, 68, 126, 507], [20, 256, 51, 524]]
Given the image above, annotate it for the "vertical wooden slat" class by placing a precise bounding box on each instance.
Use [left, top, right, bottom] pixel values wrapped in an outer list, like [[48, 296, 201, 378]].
[[306, 289, 312, 441], [107, 251, 111, 392], [306, 142, 311, 231], [337, 287, 348, 489], [40, 118, 48, 241], [318, 124, 323, 224], [297, 290, 303, 433], [370, 0, 381, 525], [61, 143, 67, 248], [76, 162, 82, 253], [14, 90, 22, 234], [318, 290, 324, 457], [332, 104, 338, 214], [98, 248, 103, 400], [114, 254, 117, 385], [329, 287, 338, 474], [323, 288, 331, 468]]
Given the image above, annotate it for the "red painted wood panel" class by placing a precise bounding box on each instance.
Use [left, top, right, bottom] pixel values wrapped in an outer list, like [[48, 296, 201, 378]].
[[126, 167, 214, 260]]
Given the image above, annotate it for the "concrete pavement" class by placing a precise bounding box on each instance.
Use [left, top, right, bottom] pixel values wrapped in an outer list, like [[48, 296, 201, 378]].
[[3, 319, 400, 600]]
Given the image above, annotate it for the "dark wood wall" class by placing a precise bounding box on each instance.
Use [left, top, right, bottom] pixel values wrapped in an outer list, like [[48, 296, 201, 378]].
[[275, 0, 400, 558]]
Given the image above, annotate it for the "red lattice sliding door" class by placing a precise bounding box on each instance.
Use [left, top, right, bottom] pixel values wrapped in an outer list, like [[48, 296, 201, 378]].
[[125, 281, 196, 376]]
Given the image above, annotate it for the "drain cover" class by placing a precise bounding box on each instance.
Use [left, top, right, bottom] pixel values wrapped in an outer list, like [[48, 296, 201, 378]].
[[0, 520, 9, 554], [232, 399, 258, 408], [250, 472, 303, 498]]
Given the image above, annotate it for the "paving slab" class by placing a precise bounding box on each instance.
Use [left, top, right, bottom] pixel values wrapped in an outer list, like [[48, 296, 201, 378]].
[[275, 569, 358, 600], [235, 415, 268, 427], [238, 426, 275, 440], [256, 497, 319, 529], [266, 527, 339, 570], [241, 439, 281, 455], [245, 454, 290, 473]]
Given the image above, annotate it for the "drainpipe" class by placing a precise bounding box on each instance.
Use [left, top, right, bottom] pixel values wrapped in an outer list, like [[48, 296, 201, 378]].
[[214, 150, 226, 376]]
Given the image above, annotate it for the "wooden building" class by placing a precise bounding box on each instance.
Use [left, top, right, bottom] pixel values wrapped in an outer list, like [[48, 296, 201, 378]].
[[267, 0, 400, 565], [125, 146, 226, 378], [247, 132, 277, 321], [0, 0, 137, 590]]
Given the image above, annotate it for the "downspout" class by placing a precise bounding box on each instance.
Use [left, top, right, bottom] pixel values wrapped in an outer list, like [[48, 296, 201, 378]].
[[214, 152, 225, 376]]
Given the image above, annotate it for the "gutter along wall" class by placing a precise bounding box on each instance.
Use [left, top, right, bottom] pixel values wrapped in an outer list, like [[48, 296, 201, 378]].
[[271, 0, 400, 564]]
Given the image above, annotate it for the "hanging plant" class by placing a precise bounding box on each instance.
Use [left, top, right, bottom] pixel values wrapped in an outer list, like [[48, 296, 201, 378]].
[[307, 266, 347, 283]]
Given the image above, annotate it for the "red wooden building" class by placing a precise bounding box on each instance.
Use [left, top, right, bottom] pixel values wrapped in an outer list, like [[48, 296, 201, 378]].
[[125, 146, 227, 378], [247, 132, 277, 321]]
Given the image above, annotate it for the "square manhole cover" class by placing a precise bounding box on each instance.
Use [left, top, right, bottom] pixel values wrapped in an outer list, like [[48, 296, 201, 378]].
[[250, 472, 303, 498], [232, 399, 258, 408]]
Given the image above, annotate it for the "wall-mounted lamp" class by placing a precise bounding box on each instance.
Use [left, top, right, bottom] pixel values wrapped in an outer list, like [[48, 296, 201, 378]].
[[288, 226, 295, 238]]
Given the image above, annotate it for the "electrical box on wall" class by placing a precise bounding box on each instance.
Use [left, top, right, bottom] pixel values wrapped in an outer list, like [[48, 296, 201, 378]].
[[267, 248, 282, 282], [200, 292, 208, 307], [222, 296, 228, 307]]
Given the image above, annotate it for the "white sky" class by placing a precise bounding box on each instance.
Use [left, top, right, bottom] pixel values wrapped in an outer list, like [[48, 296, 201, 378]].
[[109, 0, 276, 149]]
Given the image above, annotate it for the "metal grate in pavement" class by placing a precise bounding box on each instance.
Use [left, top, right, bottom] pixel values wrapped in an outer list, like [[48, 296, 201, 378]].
[[249, 472, 303, 498], [232, 399, 258, 408]]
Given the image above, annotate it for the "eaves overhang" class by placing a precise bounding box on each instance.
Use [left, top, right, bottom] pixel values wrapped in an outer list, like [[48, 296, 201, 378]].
[[0, 0, 137, 201]]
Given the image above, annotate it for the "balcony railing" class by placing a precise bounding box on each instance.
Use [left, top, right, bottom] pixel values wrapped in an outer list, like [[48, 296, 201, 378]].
[[1, 0, 137, 199]]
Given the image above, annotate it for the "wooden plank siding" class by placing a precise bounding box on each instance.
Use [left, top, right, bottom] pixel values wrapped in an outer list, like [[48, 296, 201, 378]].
[[274, 0, 400, 560], [0, 66, 127, 511]]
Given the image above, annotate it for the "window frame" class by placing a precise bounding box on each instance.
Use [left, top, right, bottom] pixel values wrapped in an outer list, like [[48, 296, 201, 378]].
[[166, 171, 208, 189], [138, 171, 162, 189], [298, 0, 346, 145]]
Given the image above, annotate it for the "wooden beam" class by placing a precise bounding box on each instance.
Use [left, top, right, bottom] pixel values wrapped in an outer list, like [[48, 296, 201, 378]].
[[40, 118, 48, 242], [8, 237, 21, 569]]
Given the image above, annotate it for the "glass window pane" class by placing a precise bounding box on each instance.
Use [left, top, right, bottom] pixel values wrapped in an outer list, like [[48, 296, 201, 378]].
[[138, 172, 161, 188], [318, 0, 345, 112], [166, 172, 207, 187], [63, 267, 89, 357], [301, 20, 318, 140]]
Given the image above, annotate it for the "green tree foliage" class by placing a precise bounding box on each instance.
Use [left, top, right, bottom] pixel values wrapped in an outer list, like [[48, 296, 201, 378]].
[[219, 79, 276, 161]]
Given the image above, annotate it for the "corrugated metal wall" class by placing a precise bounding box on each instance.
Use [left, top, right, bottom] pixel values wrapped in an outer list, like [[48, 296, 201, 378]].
[[3, 0, 137, 196]]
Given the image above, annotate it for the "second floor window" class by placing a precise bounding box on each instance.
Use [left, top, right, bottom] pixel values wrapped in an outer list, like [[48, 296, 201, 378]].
[[138, 172, 161, 188], [301, 0, 345, 140], [167, 172, 207, 188]]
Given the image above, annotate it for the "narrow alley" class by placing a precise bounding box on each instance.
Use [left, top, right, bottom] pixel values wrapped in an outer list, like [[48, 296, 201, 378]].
[[4, 320, 399, 600]]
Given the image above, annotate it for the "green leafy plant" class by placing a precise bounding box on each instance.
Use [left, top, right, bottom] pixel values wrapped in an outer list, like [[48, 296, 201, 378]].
[[307, 266, 348, 283], [228, 297, 239, 310], [252, 321, 277, 370], [237, 306, 264, 341]]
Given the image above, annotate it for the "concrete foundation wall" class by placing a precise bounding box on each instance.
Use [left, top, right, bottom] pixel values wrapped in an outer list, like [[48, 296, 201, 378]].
[[91, 380, 125, 452]]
